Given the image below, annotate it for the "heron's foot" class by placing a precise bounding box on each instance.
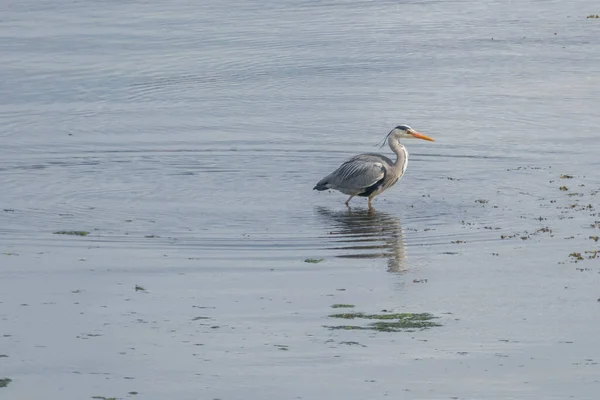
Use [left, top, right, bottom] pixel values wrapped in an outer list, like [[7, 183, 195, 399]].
[[345, 195, 355, 206]]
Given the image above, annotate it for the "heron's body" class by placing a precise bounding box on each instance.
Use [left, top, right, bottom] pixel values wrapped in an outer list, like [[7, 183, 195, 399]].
[[313, 125, 434, 208]]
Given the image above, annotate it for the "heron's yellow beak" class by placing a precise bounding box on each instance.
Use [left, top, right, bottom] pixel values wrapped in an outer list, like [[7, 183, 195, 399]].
[[410, 130, 435, 142]]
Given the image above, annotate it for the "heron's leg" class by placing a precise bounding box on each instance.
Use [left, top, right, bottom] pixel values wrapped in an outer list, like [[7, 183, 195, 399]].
[[345, 195, 354, 206], [368, 196, 374, 209]]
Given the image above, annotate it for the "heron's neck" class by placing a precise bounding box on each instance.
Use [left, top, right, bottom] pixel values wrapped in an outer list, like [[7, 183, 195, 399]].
[[388, 137, 408, 168]]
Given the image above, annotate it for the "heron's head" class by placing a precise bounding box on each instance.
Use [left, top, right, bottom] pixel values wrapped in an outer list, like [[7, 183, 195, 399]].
[[379, 125, 434, 148], [390, 125, 435, 142]]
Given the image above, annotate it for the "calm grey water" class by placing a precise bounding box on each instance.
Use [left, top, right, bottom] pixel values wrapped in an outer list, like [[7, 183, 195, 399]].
[[2, 0, 600, 399]]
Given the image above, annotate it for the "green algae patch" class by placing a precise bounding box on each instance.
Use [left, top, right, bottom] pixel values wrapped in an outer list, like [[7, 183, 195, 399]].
[[340, 341, 365, 346], [54, 230, 89, 236], [569, 252, 584, 261], [304, 258, 324, 263], [0, 378, 11, 388], [326, 312, 441, 332], [331, 304, 355, 309], [326, 325, 369, 331]]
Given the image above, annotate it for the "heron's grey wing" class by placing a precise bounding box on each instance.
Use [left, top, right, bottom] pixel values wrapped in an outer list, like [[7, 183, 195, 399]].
[[326, 156, 386, 192]]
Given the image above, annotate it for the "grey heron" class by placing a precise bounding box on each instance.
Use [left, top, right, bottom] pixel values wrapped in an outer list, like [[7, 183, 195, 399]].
[[313, 125, 435, 208]]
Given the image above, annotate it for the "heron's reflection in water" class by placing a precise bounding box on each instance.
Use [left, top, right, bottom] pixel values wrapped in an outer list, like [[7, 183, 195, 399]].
[[315, 206, 407, 273]]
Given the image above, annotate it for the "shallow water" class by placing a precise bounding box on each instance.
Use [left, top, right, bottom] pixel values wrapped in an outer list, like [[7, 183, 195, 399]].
[[2, 0, 600, 399]]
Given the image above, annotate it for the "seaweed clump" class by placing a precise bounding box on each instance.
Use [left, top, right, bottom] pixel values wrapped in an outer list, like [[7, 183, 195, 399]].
[[325, 311, 441, 332]]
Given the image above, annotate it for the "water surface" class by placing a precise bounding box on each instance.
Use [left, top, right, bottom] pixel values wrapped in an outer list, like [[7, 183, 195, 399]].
[[1, 0, 600, 399]]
